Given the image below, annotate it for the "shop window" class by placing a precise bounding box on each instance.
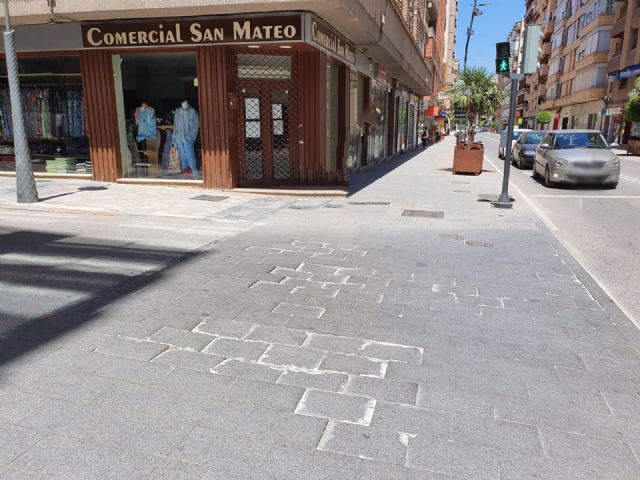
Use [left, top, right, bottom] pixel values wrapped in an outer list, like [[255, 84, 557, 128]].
[[347, 73, 364, 169], [0, 56, 89, 175], [366, 80, 388, 163], [112, 52, 199, 180]]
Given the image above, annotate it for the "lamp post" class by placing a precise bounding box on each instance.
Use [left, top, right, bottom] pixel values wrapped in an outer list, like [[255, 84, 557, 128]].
[[463, 1, 489, 70], [2, 0, 38, 203]]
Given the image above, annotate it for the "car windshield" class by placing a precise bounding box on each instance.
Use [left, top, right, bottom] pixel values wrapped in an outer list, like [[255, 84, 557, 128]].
[[512, 131, 523, 140], [553, 132, 609, 149], [524, 132, 545, 144]]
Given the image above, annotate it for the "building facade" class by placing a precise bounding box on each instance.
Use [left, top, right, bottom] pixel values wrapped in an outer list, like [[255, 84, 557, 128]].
[[605, 0, 640, 149], [0, 1, 440, 189]]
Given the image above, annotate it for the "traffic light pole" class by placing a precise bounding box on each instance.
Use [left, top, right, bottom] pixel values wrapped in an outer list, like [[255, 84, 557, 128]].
[[2, 0, 39, 203], [494, 73, 523, 209]]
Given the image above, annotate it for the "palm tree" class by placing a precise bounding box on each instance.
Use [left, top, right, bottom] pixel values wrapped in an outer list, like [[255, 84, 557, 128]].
[[448, 67, 505, 143]]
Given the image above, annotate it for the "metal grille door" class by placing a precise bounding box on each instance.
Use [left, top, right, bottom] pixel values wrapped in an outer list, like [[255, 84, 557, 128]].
[[408, 104, 416, 149], [235, 53, 297, 184]]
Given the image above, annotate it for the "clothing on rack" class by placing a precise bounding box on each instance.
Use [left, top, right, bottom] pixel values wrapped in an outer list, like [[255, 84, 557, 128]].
[[135, 106, 157, 142]]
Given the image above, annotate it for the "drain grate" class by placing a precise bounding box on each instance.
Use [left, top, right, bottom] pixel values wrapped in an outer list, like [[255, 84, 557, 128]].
[[465, 240, 495, 248], [402, 209, 444, 219], [191, 195, 229, 202], [348, 201, 391, 206], [438, 233, 464, 240]]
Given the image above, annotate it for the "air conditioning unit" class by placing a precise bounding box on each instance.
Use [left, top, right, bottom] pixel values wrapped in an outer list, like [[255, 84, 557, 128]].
[[427, 27, 435, 38]]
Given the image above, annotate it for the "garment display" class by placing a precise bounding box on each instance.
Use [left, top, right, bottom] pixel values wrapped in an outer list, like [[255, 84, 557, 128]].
[[176, 142, 199, 177], [172, 102, 199, 144], [135, 104, 157, 142]]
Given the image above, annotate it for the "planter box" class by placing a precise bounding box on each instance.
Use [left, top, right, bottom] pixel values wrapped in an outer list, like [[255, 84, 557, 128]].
[[452, 147, 484, 175], [629, 139, 640, 156]]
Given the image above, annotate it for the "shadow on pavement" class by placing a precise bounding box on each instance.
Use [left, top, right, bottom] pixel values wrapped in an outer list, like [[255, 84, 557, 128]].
[[0, 228, 200, 369], [39, 185, 109, 202], [347, 146, 429, 196]]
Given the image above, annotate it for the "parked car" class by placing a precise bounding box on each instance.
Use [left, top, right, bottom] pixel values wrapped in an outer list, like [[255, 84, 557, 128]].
[[511, 130, 546, 169], [498, 128, 531, 159], [532, 130, 620, 189]]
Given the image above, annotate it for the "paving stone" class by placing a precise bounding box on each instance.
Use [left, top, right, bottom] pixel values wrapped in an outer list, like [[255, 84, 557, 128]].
[[151, 348, 225, 371], [277, 370, 348, 392], [309, 274, 349, 284], [346, 376, 418, 404], [193, 318, 254, 338], [304, 333, 364, 354], [318, 422, 407, 465], [0, 422, 47, 466], [526, 380, 611, 414], [416, 385, 496, 417], [354, 461, 454, 480], [246, 325, 308, 346], [273, 302, 325, 318], [601, 391, 640, 417], [94, 337, 168, 361], [295, 390, 376, 425], [226, 377, 305, 412], [320, 353, 386, 377], [22, 370, 118, 404], [406, 432, 500, 480], [497, 451, 602, 480], [297, 263, 341, 275], [360, 341, 423, 364], [539, 428, 640, 479], [94, 381, 183, 415], [237, 407, 328, 448], [214, 359, 282, 382], [147, 327, 213, 351], [0, 389, 48, 424], [384, 361, 455, 387], [260, 344, 325, 369], [203, 338, 269, 361], [92, 354, 174, 386]]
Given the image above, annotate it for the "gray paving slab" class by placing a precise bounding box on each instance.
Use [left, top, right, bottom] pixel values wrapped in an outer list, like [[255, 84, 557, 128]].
[[151, 348, 225, 371], [203, 337, 269, 361], [147, 327, 214, 351], [276, 370, 349, 392], [260, 344, 326, 369], [346, 375, 418, 405], [296, 389, 376, 425], [320, 352, 387, 377], [246, 324, 308, 345]]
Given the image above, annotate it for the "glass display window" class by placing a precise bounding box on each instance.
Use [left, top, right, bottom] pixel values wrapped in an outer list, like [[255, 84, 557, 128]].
[[0, 56, 90, 175], [112, 52, 200, 180]]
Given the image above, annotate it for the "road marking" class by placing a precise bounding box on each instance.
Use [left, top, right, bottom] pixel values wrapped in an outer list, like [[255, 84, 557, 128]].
[[532, 194, 640, 199], [483, 154, 560, 231], [621, 175, 640, 184]]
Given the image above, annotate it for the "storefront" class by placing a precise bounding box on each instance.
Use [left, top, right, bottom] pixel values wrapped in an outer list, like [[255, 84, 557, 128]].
[[1, 13, 376, 188]]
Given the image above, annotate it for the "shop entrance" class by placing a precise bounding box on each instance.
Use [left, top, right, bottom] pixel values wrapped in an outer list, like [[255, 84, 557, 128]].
[[235, 53, 297, 185]]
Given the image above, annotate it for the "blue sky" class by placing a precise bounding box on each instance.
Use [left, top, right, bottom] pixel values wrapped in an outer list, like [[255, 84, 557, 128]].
[[455, 0, 525, 72]]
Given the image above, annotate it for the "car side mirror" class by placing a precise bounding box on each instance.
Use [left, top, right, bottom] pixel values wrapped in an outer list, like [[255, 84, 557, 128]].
[[539, 143, 550, 149]]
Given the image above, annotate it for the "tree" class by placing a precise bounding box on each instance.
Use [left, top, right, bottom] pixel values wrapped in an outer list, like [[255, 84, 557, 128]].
[[626, 77, 640, 124], [536, 111, 553, 127], [447, 67, 505, 143]]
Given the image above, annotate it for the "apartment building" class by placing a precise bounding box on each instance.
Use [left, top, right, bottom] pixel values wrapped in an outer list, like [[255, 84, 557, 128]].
[[0, 0, 436, 189], [537, 0, 615, 131], [605, 0, 640, 147], [440, 0, 459, 128]]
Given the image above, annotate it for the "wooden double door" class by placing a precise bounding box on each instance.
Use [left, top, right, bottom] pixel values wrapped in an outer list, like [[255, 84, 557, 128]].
[[238, 82, 297, 185]]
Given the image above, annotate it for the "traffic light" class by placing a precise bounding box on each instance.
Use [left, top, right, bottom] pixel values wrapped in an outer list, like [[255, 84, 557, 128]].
[[495, 42, 511, 75]]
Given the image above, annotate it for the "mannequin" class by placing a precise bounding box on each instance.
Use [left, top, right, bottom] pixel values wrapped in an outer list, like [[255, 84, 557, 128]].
[[173, 100, 200, 178], [135, 102, 157, 142]]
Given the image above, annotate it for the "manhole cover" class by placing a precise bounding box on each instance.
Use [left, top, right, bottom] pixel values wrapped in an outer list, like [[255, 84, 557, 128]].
[[477, 194, 515, 203], [402, 209, 444, 219], [348, 201, 391, 206], [465, 240, 495, 248], [191, 195, 229, 202]]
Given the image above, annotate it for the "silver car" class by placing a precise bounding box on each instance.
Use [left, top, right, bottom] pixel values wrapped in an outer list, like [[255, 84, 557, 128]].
[[498, 128, 530, 159], [533, 130, 620, 189]]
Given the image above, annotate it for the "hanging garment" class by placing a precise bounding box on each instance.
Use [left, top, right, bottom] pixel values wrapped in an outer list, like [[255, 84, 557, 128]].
[[135, 106, 157, 142], [172, 105, 199, 144]]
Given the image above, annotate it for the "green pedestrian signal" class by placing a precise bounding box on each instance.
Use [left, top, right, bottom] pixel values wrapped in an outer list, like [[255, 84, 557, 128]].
[[496, 57, 510, 74]]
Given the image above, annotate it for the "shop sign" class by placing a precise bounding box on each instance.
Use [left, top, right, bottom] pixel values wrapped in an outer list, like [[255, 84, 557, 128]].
[[607, 107, 622, 116], [81, 14, 303, 48], [426, 106, 439, 116], [377, 67, 387, 83], [307, 16, 356, 65], [617, 64, 640, 81]]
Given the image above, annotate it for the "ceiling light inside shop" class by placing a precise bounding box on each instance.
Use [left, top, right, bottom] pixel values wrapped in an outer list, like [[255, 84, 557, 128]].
[[279, 45, 293, 49], [247, 45, 260, 49]]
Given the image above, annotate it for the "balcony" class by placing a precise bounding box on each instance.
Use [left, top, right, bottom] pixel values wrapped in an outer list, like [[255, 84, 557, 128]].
[[426, 0, 439, 26], [543, 19, 554, 40], [611, 16, 625, 39], [538, 84, 547, 98], [607, 53, 621, 75], [539, 64, 549, 80], [540, 42, 551, 61]]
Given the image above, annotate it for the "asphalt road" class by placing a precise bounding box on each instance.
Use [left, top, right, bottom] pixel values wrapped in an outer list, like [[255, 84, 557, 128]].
[[478, 132, 640, 326]]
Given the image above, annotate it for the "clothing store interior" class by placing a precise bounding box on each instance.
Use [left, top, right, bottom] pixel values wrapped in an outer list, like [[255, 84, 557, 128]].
[[0, 56, 90, 174], [115, 52, 201, 180]]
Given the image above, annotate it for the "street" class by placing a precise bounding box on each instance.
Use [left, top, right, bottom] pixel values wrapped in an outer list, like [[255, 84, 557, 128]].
[[3, 137, 640, 479], [478, 132, 640, 326]]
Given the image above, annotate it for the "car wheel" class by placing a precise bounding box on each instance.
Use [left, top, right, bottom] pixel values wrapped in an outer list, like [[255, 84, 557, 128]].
[[544, 166, 556, 188], [532, 163, 541, 180]]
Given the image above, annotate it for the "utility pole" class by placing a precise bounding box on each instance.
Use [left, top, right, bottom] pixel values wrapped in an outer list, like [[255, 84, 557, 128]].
[[2, 0, 38, 203], [463, 1, 488, 70]]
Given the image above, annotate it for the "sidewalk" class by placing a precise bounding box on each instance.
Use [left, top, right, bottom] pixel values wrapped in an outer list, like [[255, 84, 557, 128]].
[[2, 137, 640, 479]]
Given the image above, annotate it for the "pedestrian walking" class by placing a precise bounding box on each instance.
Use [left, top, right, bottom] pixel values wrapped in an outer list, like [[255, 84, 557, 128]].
[[421, 128, 428, 149]]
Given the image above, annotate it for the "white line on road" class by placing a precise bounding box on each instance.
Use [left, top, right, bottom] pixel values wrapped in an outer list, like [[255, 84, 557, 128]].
[[621, 175, 640, 184], [483, 154, 560, 231]]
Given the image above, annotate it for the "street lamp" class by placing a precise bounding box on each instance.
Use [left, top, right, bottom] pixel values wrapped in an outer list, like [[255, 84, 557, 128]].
[[2, 0, 39, 203], [463, 1, 489, 70]]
